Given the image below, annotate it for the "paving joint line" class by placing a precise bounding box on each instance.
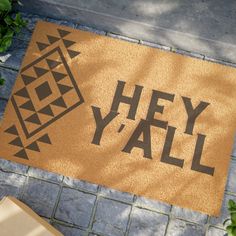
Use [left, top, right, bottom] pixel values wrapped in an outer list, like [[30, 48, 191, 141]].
[[0, 64, 19, 72], [50, 176, 65, 221], [86, 186, 101, 236], [18, 166, 30, 200], [124, 195, 136, 236]]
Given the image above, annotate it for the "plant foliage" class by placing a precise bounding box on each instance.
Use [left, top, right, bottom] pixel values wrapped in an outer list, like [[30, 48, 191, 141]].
[[0, 0, 27, 53], [224, 200, 236, 236], [0, 0, 27, 85]]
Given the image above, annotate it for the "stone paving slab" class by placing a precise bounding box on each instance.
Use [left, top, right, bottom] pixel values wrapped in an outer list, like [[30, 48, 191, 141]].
[[128, 207, 168, 236], [0, 170, 26, 199], [0, 67, 17, 100], [63, 176, 98, 193], [52, 223, 86, 236], [226, 159, 236, 193], [207, 227, 226, 236], [166, 219, 205, 236], [100, 186, 134, 203], [28, 167, 64, 183], [0, 38, 28, 70], [0, 99, 7, 118], [17, 0, 236, 63], [171, 206, 208, 225], [0, 158, 28, 175], [92, 197, 131, 236], [55, 187, 96, 228], [0, 12, 235, 236], [21, 177, 61, 218], [135, 196, 171, 214]]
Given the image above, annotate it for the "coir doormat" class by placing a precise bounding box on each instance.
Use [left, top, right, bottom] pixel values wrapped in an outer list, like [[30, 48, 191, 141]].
[[0, 21, 236, 216]]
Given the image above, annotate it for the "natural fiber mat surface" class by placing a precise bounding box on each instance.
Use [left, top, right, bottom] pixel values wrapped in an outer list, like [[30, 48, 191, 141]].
[[1, 21, 236, 216]]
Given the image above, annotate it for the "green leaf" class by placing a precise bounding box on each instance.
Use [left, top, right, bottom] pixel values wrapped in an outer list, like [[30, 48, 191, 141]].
[[229, 200, 236, 209], [0, 30, 13, 52], [0, 78, 5, 86], [227, 225, 233, 236], [4, 15, 13, 25], [232, 213, 236, 224], [0, 0, 11, 12]]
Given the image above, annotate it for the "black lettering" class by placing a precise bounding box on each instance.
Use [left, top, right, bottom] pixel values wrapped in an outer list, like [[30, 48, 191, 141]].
[[91, 106, 119, 145], [191, 134, 215, 176], [161, 126, 184, 168], [111, 80, 143, 120], [146, 90, 174, 129], [122, 119, 152, 158], [182, 97, 209, 135]]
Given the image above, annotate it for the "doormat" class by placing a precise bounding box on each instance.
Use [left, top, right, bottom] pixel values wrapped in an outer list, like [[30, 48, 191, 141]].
[[0, 21, 236, 216]]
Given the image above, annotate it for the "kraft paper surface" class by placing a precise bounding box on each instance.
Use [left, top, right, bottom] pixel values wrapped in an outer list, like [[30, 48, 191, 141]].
[[0, 21, 236, 216], [0, 197, 62, 236]]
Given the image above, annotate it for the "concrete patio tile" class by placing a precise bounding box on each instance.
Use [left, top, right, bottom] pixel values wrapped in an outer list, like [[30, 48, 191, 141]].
[[63, 176, 98, 192], [171, 206, 208, 225], [55, 187, 96, 228], [46, 18, 76, 28], [128, 207, 168, 236], [0, 38, 28, 70], [0, 170, 26, 200], [135, 196, 171, 214], [21, 177, 60, 218], [231, 135, 236, 157], [0, 158, 28, 175], [52, 223, 86, 236], [0, 99, 7, 119], [100, 186, 134, 203], [92, 197, 131, 236], [209, 194, 236, 228], [166, 219, 205, 236], [226, 159, 236, 193], [28, 167, 63, 183], [107, 33, 139, 43], [171, 48, 204, 59], [15, 13, 46, 41], [76, 24, 106, 35], [140, 40, 171, 51], [207, 226, 226, 236], [0, 68, 17, 100]]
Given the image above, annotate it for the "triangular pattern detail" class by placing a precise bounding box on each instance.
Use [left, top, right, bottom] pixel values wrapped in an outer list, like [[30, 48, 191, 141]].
[[21, 74, 36, 85], [58, 84, 73, 95], [25, 113, 41, 125], [36, 42, 49, 51], [19, 100, 35, 112], [46, 59, 62, 69], [57, 29, 70, 38], [62, 39, 75, 48], [52, 71, 67, 82], [38, 134, 51, 144], [9, 137, 23, 147], [51, 97, 67, 108], [26, 141, 40, 152], [15, 87, 30, 98], [34, 67, 49, 77], [5, 125, 18, 135], [14, 149, 29, 160], [38, 105, 54, 117], [47, 35, 60, 44], [67, 50, 80, 59]]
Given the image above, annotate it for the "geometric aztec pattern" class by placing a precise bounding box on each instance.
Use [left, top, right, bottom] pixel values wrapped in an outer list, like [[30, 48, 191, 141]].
[[5, 125, 51, 159], [5, 28, 84, 159]]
